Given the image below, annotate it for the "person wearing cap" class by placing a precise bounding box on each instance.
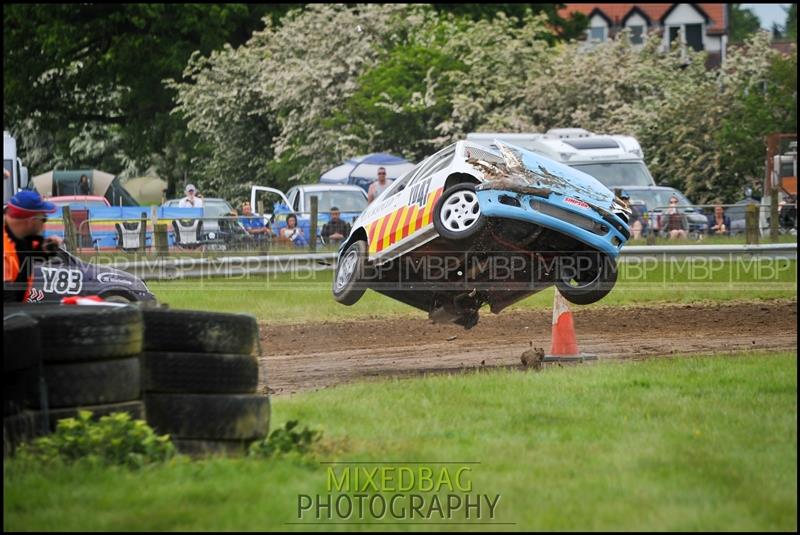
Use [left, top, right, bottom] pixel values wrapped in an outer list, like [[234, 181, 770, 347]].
[[179, 184, 204, 208], [321, 206, 351, 245], [4, 190, 61, 302]]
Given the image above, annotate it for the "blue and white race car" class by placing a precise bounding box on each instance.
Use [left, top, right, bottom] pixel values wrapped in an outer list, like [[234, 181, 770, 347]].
[[332, 140, 631, 329]]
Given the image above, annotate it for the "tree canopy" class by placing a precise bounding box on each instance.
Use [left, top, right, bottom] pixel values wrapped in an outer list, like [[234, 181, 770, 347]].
[[729, 4, 761, 43], [3, 3, 297, 193]]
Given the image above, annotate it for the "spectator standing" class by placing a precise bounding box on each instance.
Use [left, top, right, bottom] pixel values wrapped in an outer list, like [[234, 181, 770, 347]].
[[3, 190, 61, 302], [367, 167, 392, 204], [321, 206, 351, 245], [707, 203, 731, 235], [179, 184, 204, 208], [79, 174, 91, 195]]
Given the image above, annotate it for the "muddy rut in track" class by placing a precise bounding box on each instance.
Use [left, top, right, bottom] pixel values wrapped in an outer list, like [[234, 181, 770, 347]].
[[258, 299, 797, 395]]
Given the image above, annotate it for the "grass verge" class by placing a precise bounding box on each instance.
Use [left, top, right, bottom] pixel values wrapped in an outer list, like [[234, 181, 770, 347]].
[[147, 259, 798, 323], [4, 352, 797, 531]]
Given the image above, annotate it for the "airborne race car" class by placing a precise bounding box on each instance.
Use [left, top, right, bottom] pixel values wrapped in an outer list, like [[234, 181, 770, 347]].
[[332, 140, 632, 328]]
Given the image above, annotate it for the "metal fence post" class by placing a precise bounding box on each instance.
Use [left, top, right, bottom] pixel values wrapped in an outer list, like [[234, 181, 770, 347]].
[[745, 203, 759, 245], [309, 196, 318, 253], [61, 206, 77, 253]]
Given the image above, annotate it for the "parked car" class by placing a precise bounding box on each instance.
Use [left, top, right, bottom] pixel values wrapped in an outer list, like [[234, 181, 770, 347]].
[[162, 197, 252, 250], [12, 246, 156, 304], [250, 184, 368, 240], [332, 139, 631, 328], [622, 186, 708, 237]]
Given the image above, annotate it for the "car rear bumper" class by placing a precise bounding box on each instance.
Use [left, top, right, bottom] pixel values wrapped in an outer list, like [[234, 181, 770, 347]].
[[477, 189, 629, 258]]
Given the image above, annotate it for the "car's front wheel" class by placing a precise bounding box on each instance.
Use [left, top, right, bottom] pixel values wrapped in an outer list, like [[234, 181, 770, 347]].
[[333, 240, 368, 306], [433, 183, 486, 241], [555, 253, 618, 305]]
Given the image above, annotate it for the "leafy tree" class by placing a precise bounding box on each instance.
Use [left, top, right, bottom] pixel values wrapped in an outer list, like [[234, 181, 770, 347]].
[[784, 4, 797, 41], [3, 4, 295, 194], [729, 4, 762, 44], [433, 3, 588, 40], [171, 5, 555, 194]]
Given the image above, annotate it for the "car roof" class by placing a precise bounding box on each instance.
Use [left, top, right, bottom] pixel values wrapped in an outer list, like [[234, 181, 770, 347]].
[[620, 186, 676, 192], [295, 185, 367, 192], [48, 195, 108, 202], [165, 197, 228, 203]]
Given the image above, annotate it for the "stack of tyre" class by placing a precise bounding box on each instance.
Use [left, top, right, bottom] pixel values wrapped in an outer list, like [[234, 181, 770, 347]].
[[140, 309, 269, 456], [4, 305, 145, 453], [4, 305, 270, 458]]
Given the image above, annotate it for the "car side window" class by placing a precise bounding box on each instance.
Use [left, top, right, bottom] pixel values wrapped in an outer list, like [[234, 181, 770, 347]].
[[408, 149, 454, 189], [378, 162, 421, 199]]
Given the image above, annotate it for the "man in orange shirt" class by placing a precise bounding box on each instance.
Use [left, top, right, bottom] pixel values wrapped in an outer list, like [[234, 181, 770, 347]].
[[4, 189, 60, 302]]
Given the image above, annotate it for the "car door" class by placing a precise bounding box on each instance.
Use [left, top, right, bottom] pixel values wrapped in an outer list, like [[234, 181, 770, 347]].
[[250, 186, 291, 219], [367, 146, 454, 261]]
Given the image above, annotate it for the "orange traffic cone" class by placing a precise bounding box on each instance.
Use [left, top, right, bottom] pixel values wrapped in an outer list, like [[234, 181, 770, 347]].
[[544, 290, 596, 363]]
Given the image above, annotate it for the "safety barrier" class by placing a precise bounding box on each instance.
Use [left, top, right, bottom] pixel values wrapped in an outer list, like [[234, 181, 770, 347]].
[[102, 243, 796, 281]]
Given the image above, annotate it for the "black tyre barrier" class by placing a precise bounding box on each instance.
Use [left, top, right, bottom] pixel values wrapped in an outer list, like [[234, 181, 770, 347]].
[[143, 352, 258, 394], [31, 357, 141, 409], [145, 393, 270, 440], [18, 304, 143, 363], [142, 309, 259, 355], [4, 313, 42, 373]]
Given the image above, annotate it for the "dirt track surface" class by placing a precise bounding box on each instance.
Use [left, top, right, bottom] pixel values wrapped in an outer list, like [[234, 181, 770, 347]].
[[259, 299, 797, 396]]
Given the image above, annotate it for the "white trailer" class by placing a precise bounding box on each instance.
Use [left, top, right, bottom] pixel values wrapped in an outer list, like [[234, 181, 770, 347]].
[[3, 131, 30, 205]]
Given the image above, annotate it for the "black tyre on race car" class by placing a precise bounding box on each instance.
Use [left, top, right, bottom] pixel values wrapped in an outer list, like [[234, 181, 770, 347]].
[[333, 240, 368, 306], [555, 252, 619, 306]]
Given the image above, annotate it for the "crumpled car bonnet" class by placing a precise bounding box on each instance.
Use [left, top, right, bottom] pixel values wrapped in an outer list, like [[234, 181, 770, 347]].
[[470, 140, 621, 213]]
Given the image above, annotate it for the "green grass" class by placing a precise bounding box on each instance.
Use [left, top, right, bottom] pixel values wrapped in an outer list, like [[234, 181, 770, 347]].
[[626, 234, 797, 246], [147, 259, 798, 323], [4, 352, 797, 531]]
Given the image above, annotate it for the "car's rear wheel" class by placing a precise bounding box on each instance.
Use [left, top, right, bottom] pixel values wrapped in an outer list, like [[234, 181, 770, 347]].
[[433, 183, 486, 241], [333, 240, 367, 306], [555, 253, 618, 305]]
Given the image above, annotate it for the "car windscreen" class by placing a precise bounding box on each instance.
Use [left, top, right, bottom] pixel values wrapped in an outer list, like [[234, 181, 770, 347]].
[[304, 191, 367, 212], [204, 201, 235, 217], [570, 162, 654, 187], [627, 189, 692, 211]]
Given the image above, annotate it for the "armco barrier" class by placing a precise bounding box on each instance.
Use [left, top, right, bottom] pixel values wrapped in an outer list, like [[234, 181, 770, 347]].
[[103, 244, 797, 281]]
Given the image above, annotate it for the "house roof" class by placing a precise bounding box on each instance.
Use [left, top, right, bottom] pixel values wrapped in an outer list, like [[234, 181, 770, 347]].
[[560, 4, 727, 33]]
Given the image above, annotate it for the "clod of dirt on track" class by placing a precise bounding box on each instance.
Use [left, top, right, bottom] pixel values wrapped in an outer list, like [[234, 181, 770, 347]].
[[520, 345, 545, 371], [259, 299, 797, 396]]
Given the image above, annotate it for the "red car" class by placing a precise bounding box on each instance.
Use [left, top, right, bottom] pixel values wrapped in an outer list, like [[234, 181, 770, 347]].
[[46, 195, 111, 209]]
